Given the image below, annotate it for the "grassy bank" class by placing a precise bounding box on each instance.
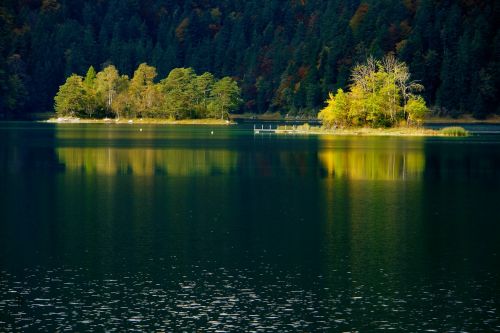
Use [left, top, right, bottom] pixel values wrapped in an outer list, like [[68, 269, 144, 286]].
[[276, 125, 469, 137], [45, 117, 234, 125]]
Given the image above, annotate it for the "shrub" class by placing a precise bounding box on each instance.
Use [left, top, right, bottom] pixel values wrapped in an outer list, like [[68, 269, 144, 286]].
[[440, 126, 469, 137]]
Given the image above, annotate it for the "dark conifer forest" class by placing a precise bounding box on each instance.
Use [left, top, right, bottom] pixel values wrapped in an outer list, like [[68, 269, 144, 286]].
[[0, 0, 498, 118]]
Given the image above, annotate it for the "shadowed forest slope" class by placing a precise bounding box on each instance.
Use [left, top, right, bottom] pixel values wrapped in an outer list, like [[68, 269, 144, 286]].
[[0, 0, 498, 118]]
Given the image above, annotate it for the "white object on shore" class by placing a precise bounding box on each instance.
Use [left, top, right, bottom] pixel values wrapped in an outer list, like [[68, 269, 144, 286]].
[[55, 117, 80, 123]]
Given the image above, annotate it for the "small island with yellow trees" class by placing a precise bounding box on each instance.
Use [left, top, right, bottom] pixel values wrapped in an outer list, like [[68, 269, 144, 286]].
[[289, 55, 468, 137]]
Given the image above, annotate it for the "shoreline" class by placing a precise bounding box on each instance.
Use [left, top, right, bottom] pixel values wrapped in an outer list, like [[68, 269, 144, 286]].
[[232, 112, 500, 124], [44, 117, 235, 125], [274, 127, 447, 137], [6, 112, 500, 125], [2, 116, 496, 137], [45, 118, 455, 136]]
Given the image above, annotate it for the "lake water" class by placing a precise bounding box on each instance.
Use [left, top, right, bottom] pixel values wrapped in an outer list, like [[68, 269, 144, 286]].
[[0, 122, 499, 331]]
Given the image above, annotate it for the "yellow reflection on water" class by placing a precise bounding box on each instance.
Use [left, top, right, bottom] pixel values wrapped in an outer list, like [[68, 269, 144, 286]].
[[318, 137, 425, 180], [56, 147, 237, 176], [319, 137, 427, 292]]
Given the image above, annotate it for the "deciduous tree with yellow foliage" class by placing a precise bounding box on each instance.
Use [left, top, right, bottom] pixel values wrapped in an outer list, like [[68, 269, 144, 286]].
[[319, 55, 427, 128]]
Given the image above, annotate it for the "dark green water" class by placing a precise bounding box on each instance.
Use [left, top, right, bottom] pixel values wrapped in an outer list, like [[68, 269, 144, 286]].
[[0, 122, 499, 331]]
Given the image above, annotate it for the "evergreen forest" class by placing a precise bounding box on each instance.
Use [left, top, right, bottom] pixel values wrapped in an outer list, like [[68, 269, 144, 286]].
[[0, 0, 498, 118]]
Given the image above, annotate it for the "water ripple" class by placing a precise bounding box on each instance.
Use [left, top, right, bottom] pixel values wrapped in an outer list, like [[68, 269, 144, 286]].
[[0, 266, 498, 332]]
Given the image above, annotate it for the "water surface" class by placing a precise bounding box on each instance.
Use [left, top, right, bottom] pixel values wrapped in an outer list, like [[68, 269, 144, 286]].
[[0, 122, 499, 331]]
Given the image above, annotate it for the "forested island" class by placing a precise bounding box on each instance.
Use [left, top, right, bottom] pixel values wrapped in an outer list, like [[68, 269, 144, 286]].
[[1, 1, 498, 120], [318, 55, 427, 128], [54, 64, 240, 120], [52, 54, 468, 136]]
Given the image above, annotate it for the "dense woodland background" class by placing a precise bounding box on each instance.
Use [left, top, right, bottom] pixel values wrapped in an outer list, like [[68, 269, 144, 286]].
[[0, 0, 498, 118]]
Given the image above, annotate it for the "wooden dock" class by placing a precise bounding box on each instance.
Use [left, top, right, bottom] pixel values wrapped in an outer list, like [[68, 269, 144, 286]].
[[254, 124, 276, 133], [253, 124, 299, 134]]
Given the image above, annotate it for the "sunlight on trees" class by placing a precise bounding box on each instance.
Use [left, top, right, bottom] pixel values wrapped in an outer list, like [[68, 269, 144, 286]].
[[319, 55, 428, 128], [54, 74, 86, 117], [209, 77, 241, 120], [54, 64, 241, 119], [317, 89, 349, 128]]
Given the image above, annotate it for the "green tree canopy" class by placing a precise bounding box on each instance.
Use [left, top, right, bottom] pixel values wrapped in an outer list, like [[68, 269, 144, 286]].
[[84, 66, 96, 88], [318, 89, 349, 128], [54, 74, 86, 117], [54, 64, 242, 120], [129, 63, 159, 117], [95, 65, 122, 109], [209, 77, 242, 120], [406, 95, 428, 126], [319, 56, 428, 128], [158, 67, 197, 119]]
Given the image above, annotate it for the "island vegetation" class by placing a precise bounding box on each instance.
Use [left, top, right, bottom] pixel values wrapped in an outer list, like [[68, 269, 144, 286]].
[[294, 55, 467, 137], [318, 55, 428, 129], [272, 54, 469, 137], [54, 64, 241, 121], [439, 126, 469, 137]]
